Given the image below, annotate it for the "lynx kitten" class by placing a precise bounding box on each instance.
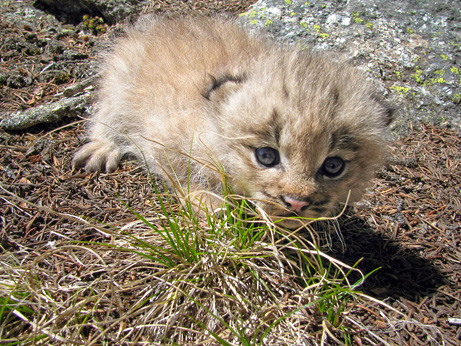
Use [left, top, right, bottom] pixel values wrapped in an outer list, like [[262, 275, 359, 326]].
[[73, 16, 393, 228]]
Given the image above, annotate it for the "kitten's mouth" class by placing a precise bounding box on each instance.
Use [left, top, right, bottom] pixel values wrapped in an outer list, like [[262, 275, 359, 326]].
[[278, 212, 301, 218]]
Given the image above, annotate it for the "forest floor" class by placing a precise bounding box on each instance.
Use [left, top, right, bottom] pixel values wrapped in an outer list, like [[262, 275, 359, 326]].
[[1, 0, 460, 345]]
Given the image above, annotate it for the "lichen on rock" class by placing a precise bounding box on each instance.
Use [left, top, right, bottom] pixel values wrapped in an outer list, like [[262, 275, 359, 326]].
[[241, 0, 461, 135]]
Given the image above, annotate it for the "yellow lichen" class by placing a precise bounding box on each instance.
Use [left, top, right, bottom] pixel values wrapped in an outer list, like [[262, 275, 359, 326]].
[[390, 85, 410, 95], [411, 69, 424, 84]]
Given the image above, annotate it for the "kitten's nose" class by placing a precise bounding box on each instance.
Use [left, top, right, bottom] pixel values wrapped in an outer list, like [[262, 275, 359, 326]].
[[282, 196, 310, 213]]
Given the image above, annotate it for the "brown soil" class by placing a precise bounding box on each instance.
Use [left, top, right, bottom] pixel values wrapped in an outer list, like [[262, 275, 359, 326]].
[[1, 0, 460, 344]]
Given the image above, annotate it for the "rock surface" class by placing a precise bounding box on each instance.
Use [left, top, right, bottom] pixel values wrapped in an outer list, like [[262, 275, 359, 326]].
[[241, 0, 461, 136]]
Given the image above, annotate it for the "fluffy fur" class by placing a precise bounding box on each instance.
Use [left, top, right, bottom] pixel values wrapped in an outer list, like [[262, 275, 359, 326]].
[[73, 16, 393, 228]]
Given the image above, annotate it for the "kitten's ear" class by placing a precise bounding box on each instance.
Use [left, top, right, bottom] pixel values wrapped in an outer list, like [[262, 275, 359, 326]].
[[203, 74, 245, 103], [381, 103, 395, 126], [372, 94, 395, 126]]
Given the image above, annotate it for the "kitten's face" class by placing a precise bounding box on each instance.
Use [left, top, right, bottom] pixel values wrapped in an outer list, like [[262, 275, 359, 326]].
[[210, 56, 391, 228]]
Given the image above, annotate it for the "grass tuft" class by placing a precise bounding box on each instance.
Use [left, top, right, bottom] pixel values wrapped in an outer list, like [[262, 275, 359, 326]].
[[0, 168, 405, 345]]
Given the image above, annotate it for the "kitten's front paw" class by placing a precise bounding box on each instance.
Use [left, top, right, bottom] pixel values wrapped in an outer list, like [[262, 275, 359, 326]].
[[73, 141, 122, 173]]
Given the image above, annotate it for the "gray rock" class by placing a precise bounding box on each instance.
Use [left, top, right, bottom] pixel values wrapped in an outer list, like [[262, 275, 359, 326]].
[[242, 0, 461, 136], [34, 0, 151, 24]]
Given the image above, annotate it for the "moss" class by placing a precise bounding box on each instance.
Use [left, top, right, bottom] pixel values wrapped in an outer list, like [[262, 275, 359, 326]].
[[300, 21, 308, 29], [312, 24, 329, 39], [452, 93, 461, 104], [406, 28, 414, 34], [410, 68, 450, 86], [390, 85, 410, 95], [424, 78, 436, 86], [82, 15, 106, 35], [290, 12, 296, 17], [423, 77, 446, 86], [451, 66, 459, 75], [285, 0, 292, 4], [441, 54, 449, 60], [248, 11, 257, 19], [265, 19, 273, 26], [351, 12, 365, 24], [411, 69, 424, 84], [350, 12, 373, 27], [249, 19, 258, 25]]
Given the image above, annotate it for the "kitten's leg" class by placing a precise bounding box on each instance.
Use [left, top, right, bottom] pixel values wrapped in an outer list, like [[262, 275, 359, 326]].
[[73, 141, 122, 173], [73, 123, 124, 173], [179, 188, 234, 220]]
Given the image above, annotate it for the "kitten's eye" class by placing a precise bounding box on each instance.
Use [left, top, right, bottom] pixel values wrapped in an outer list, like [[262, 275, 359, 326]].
[[255, 147, 280, 167], [320, 157, 345, 178]]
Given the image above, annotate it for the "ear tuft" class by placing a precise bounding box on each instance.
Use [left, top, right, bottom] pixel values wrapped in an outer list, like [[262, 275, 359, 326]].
[[371, 94, 395, 126], [382, 103, 395, 126], [202, 74, 245, 102]]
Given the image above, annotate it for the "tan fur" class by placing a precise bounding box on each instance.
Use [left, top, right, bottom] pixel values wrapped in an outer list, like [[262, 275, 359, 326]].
[[73, 16, 393, 228]]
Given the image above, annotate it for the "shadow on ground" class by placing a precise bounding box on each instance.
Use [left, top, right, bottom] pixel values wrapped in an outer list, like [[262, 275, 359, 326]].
[[326, 212, 446, 302]]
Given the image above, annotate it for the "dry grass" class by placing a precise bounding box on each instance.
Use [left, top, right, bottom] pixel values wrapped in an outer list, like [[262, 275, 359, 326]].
[[0, 121, 459, 345], [0, 131, 405, 345], [0, 180, 377, 345], [1, 0, 460, 344], [1, 120, 459, 345]]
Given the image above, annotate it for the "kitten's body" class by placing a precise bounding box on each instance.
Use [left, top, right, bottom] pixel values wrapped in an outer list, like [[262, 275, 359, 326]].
[[73, 16, 392, 228]]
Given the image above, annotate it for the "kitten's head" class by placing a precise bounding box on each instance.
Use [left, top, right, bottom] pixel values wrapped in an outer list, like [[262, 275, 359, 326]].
[[206, 51, 393, 228]]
